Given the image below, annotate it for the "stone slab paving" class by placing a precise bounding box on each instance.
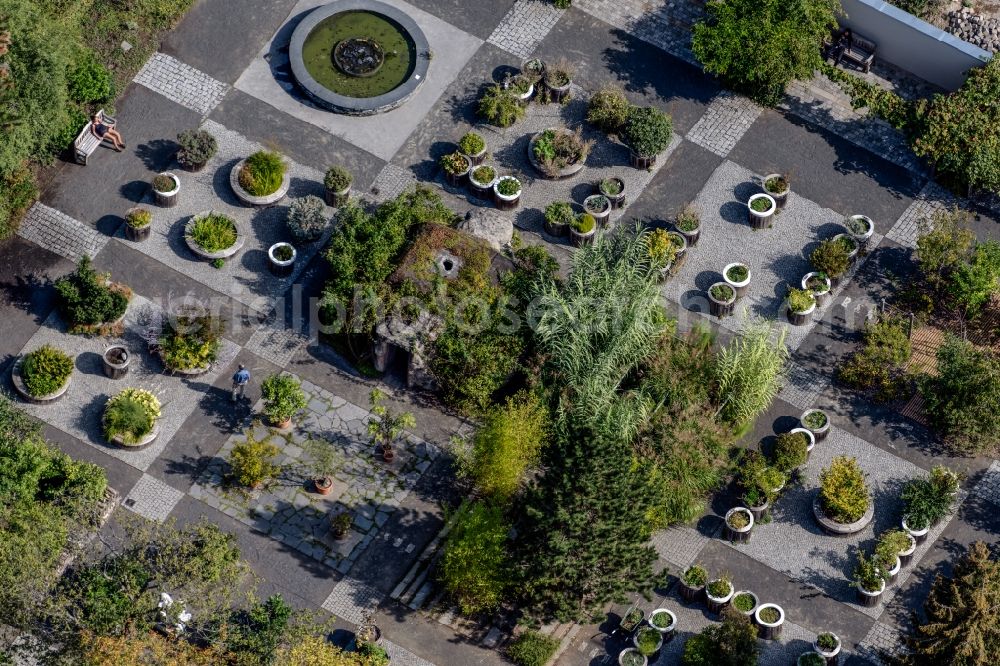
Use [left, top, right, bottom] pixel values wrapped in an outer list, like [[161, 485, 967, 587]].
[[486, 0, 565, 59], [321, 576, 386, 624], [778, 362, 832, 411], [134, 52, 231, 116], [685, 91, 763, 158], [650, 525, 709, 571], [233, 0, 481, 162], [17, 202, 110, 262], [718, 425, 958, 619], [122, 472, 186, 522], [885, 180, 959, 249], [857, 620, 906, 666], [662, 159, 882, 351], [121, 119, 331, 314], [573, 0, 702, 66], [12, 294, 238, 472], [191, 375, 440, 574]]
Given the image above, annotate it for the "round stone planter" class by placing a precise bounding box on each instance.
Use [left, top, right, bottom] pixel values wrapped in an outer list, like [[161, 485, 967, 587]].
[[617, 648, 647, 666], [902, 517, 929, 545], [763, 174, 790, 208], [124, 207, 152, 242], [463, 146, 488, 167], [813, 491, 875, 536], [801, 271, 832, 307], [103, 345, 131, 380], [898, 533, 917, 567], [469, 171, 496, 201], [798, 652, 827, 666], [153, 172, 180, 208], [11, 356, 72, 404], [570, 222, 597, 247], [813, 633, 842, 664], [111, 423, 160, 450], [268, 242, 296, 278], [746, 498, 770, 523], [584, 194, 612, 227], [709, 282, 737, 318], [747, 193, 776, 229], [705, 581, 734, 614], [325, 184, 352, 207], [184, 212, 246, 262], [545, 78, 571, 103], [230, 159, 291, 206], [724, 507, 754, 543], [493, 177, 522, 211], [856, 579, 885, 607], [788, 299, 817, 326], [444, 154, 472, 187], [647, 608, 676, 640], [801, 408, 831, 441], [832, 233, 860, 263], [886, 556, 902, 586], [544, 218, 569, 238], [732, 591, 759, 617], [629, 151, 656, 170], [676, 224, 700, 248], [754, 604, 785, 640], [723, 263, 752, 298], [528, 129, 587, 180], [678, 579, 704, 603], [513, 83, 535, 103], [600, 178, 626, 209], [790, 426, 816, 457], [847, 214, 874, 249]]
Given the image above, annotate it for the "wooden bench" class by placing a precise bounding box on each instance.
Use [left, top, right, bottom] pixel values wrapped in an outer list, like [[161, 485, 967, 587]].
[[73, 109, 116, 165], [833, 31, 877, 73]]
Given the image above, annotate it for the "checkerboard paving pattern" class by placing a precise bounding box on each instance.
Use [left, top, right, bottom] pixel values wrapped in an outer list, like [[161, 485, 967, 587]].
[[685, 92, 763, 158], [573, 0, 702, 65], [122, 473, 185, 522], [134, 52, 230, 116], [487, 0, 565, 59], [244, 322, 309, 369], [858, 620, 907, 665], [321, 576, 385, 624], [970, 460, 1000, 508], [18, 202, 109, 262], [650, 525, 709, 570], [886, 180, 959, 249], [779, 362, 831, 410]]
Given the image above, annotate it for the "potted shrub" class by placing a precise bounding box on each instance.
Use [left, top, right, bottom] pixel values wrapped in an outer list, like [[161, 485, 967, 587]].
[[763, 173, 790, 208], [740, 453, 785, 521], [55, 256, 130, 335], [521, 57, 546, 84], [814, 456, 872, 535], [104, 387, 161, 448], [754, 603, 784, 640], [544, 201, 574, 238], [724, 507, 753, 543], [801, 271, 832, 307], [801, 408, 831, 441], [832, 233, 859, 264], [508, 73, 534, 102], [324, 166, 353, 207], [543, 60, 573, 102], [666, 231, 687, 268], [846, 214, 874, 249], [229, 430, 280, 489], [175, 128, 217, 172], [705, 576, 734, 614], [331, 511, 353, 539], [895, 528, 918, 567], [679, 564, 707, 602], [810, 239, 851, 286], [742, 485, 769, 523], [853, 551, 886, 607], [747, 193, 776, 229], [623, 106, 672, 169], [530, 127, 590, 179], [124, 207, 152, 242], [458, 131, 487, 166], [440, 151, 471, 187], [158, 308, 223, 375], [152, 172, 180, 208], [102, 344, 130, 380], [798, 653, 826, 666], [493, 175, 522, 210], [708, 282, 737, 318], [268, 242, 296, 278], [587, 83, 631, 135], [368, 389, 416, 464], [632, 626, 663, 662], [261, 373, 307, 428], [13, 345, 74, 404], [617, 648, 646, 666], [902, 474, 953, 532], [813, 631, 842, 663], [648, 228, 678, 279], [231, 150, 289, 206], [723, 262, 751, 298], [600, 177, 626, 209], [287, 195, 329, 243], [773, 430, 811, 472], [931, 465, 960, 499], [478, 84, 525, 127], [647, 608, 676, 641], [570, 213, 597, 247], [902, 514, 930, 545], [469, 164, 496, 199], [618, 607, 645, 637], [731, 591, 758, 617], [584, 194, 611, 227], [875, 530, 908, 585], [185, 211, 243, 263], [787, 287, 816, 326], [674, 205, 701, 247]]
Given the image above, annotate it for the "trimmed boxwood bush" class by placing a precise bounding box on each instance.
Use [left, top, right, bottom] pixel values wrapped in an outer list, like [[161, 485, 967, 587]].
[[507, 630, 560, 666], [176, 129, 217, 169], [104, 388, 161, 445], [238, 150, 286, 196], [623, 106, 673, 158], [22, 345, 73, 397], [324, 166, 352, 192], [458, 131, 486, 156], [820, 456, 869, 523], [55, 256, 129, 330], [286, 195, 328, 243]]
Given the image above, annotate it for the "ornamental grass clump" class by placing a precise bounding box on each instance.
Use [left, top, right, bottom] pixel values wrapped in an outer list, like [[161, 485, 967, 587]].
[[188, 213, 237, 252], [159, 309, 223, 371], [238, 150, 286, 196], [21, 345, 73, 397], [104, 388, 161, 446], [716, 315, 789, 428], [820, 456, 869, 523]]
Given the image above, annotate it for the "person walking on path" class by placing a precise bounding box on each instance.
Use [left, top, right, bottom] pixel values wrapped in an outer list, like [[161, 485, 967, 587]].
[[231, 364, 250, 402]]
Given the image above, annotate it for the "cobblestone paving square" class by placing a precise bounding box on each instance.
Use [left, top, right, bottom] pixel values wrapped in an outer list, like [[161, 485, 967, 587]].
[[134, 52, 230, 116], [14, 294, 239, 472], [321, 576, 386, 624], [857, 620, 906, 666], [487, 0, 565, 59], [122, 473, 186, 522], [885, 180, 959, 249], [17, 202, 110, 262], [372, 163, 419, 204], [573, 0, 702, 65], [778, 362, 831, 410], [970, 460, 1000, 508], [685, 92, 763, 158], [650, 525, 709, 570], [244, 322, 309, 369], [383, 640, 437, 666]]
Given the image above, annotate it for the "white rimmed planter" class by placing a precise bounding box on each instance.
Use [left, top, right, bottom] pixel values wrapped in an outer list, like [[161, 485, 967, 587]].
[[666, 231, 688, 269], [790, 426, 816, 457], [11, 355, 72, 405], [902, 517, 930, 545], [513, 82, 534, 103], [708, 282, 737, 318], [746, 494, 770, 522], [184, 212, 245, 262], [545, 75, 571, 103], [705, 580, 734, 614], [798, 652, 827, 666], [493, 176, 522, 211], [755, 603, 785, 639], [103, 345, 130, 380], [847, 214, 874, 249], [723, 263, 751, 298], [800, 409, 831, 442], [813, 632, 842, 662], [647, 608, 676, 640], [763, 173, 790, 208], [898, 533, 918, 567], [469, 169, 496, 200], [832, 233, 860, 263], [111, 423, 160, 450], [268, 242, 296, 278], [885, 556, 902, 586], [724, 507, 754, 543], [617, 648, 647, 666], [747, 193, 776, 229], [801, 271, 832, 307], [731, 591, 759, 617], [153, 172, 180, 208], [813, 491, 874, 536], [856, 579, 885, 607], [230, 159, 291, 206], [632, 627, 663, 662], [788, 296, 817, 326], [584, 194, 611, 227], [462, 145, 487, 167]]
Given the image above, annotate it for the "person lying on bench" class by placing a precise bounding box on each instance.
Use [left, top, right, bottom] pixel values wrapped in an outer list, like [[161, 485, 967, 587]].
[[91, 113, 126, 152]]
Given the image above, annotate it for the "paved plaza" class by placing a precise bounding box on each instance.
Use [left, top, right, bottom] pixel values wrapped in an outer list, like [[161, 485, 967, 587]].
[[2, 0, 999, 665]]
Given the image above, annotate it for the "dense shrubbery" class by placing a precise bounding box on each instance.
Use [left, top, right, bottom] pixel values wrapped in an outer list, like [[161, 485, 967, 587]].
[[837, 316, 912, 402], [681, 608, 759, 666], [158, 309, 223, 371], [21, 345, 74, 397], [286, 195, 329, 243], [439, 501, 511, 615], [507, 630, 560, 666], [54, 256, 130, 331], [238, 150, 286, 196]]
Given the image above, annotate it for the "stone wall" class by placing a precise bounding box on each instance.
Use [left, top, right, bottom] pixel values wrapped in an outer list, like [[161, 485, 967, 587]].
[[947, 8, 1000, 53]]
